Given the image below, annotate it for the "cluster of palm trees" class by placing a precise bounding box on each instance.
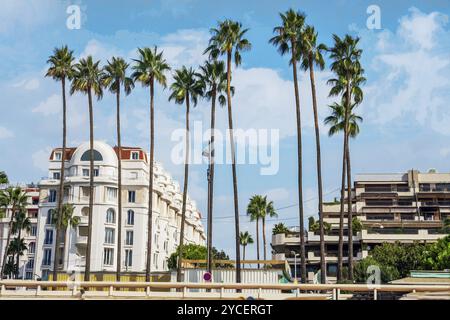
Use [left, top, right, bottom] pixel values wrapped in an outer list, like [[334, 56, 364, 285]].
[[42, 9, 363, 284], [270, 9, 364, 283], [0, 187, 29, 279], [45, 19, 251, 283]]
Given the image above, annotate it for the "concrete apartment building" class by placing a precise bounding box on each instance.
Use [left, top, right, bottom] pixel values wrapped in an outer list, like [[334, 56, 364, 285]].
[[272, 170, 450, 282], [1, 141, 206, 280], [0, 185, 40, 280]]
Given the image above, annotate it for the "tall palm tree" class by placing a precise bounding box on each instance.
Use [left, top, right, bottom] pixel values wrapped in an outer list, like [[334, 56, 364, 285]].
[[168, 66, 203, 282], [0, 187, 28, 279], [45, 46, 75, 281], [328, 34, 365, 281], [239, 231, 254, 268], [246, 195, 263, 268], [299, 25, 328, 283], [70, 56, 104, 281], [51, 203, 80, 273], [261, 198, 277, 263], [103, 57, 134, 281], [11, 210, 31, 278], [132, 47, 170, 282], [269, 9, 309, 283], [7, 237, 27, 279], [204, 20, 251, 283], [198, 60, 231, 273]]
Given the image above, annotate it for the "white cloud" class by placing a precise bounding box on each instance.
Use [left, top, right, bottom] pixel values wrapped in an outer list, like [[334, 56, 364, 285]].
[[12, 78, 40, 90], [0, 126, 14, 139], [360, 8, 450, 135], [32, 146, 52, 172], [32, 94, 60, 115]]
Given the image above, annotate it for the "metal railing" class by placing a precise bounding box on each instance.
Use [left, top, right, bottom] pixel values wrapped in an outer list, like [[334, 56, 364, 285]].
[[0, 280, 448, 300]]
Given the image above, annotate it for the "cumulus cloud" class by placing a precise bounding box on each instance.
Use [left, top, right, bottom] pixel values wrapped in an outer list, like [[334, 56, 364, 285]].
[[12, 78, 40, 90], [32, 94, 60, 115], [360, 8, 450, 135], [0, 126, 14, 139]]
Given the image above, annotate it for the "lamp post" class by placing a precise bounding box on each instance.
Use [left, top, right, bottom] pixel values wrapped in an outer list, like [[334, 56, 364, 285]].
[[291, 251, 300, 283]]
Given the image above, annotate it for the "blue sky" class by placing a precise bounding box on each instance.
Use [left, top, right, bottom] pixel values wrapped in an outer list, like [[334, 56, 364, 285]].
[[1, 0, 450, 258]]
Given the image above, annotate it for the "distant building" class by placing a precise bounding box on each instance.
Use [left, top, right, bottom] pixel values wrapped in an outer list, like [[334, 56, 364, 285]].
[[272, 169, 450, 282], [1, 141, 206, 280]]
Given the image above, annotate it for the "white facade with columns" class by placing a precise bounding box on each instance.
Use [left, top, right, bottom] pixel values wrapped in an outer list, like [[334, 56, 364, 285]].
[[34, 141, 205, 279]]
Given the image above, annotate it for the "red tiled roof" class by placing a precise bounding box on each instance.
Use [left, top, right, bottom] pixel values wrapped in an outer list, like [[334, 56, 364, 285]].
[[49, 148, 76, 161]]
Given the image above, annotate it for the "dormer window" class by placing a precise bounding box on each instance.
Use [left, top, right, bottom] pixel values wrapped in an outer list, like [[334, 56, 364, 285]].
[[131, 151, 139, 160], [54, 152, 62, 160]]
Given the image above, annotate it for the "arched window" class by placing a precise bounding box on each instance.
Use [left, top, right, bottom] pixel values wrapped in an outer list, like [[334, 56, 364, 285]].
[[80, 149, 103, 161], [127, 210, 134, 225], [106, 208, 115, 223]]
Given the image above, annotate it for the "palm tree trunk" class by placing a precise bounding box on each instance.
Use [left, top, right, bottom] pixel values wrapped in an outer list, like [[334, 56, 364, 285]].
[[256, 217, 260, 269], [346, 139, 354, 280], [309, 60, 326, 284], [206, 88, 216, 274], [262, 217, 267, 263], [53, 77, 67, 281], [176, 93, 190, 283], [84, 86, 95, 282], [344, 79, 354, 281], [1, 207, 15, 279], [337, 139, 347, 281], [146, 81, 155, 282], [116, 86, 122, 282], [226, 50, 241, 283], [290, 40, 306, 283], [242, 245, 246, 269]]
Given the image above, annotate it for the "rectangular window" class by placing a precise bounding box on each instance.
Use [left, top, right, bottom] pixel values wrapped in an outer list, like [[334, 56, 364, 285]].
[[106, 187, 117, 201], [28, 242, 36, 254], [82, 169, 89, 177], [365, 199, 393, 206], [125, 249, 133, 267], [103, 248, 114, 266], [44, 229, 53, 245], [43, 249, 52, 266], [105, 228, 115, 244], [48, 190, 57, 203], [125, 230, 134, 245], [30, 225, 37, 236], [128, 191, 136, 203], [93, 168, 99, 177], [53, 172, 61, 180], [25, 272, 33, 280], [131, 152, 139, 160], [26, 258, 35, 270], [54, 152, 62, 160]]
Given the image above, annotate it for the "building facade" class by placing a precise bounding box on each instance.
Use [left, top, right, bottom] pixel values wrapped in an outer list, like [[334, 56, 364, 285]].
[[31, 141, 205, 280], [272, 170, 450, 282]]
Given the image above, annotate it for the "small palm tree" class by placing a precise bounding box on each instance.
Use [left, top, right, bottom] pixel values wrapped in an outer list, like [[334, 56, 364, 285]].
[[239, 231, 254, 268], [103, 57, 134, 281], [45, 46, 75, 281], [0, 187, 28, 279], [269, 9, 309, 283], [198, 60, 231, 273], [51, 203, 80, 269], [272, 223, 289, 235], [132, 47, 170, 282], [70, 56, 104, 281], [247, 195, 263, 268], [205, 20, 251, 283], [12, 210, 31, 278], [169, 66, 203, 282], [3, 260, 17, 279]]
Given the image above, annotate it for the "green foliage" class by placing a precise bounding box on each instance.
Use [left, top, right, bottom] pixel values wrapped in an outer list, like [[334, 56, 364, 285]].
[[0, 171, 8, 184], [239, 231, 254, 246], [353, 239, 450, 283], [272, 223, 289, 235], [167, 244, 230, 270], [422, 235, 450, 270], [308, 216, 331, 235], [352, 217, 362, 235]]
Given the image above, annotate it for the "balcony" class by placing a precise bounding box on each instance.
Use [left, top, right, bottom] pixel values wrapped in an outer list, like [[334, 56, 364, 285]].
[[360, 229, 445, 242], [75, 235, 88, 247]]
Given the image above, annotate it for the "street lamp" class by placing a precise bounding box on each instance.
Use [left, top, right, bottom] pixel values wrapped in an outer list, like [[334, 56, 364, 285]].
[[291, 251, 300, 283]]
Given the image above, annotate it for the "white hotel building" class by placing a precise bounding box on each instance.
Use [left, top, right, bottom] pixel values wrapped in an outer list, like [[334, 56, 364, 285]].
[[33, 141, 205, 280]]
